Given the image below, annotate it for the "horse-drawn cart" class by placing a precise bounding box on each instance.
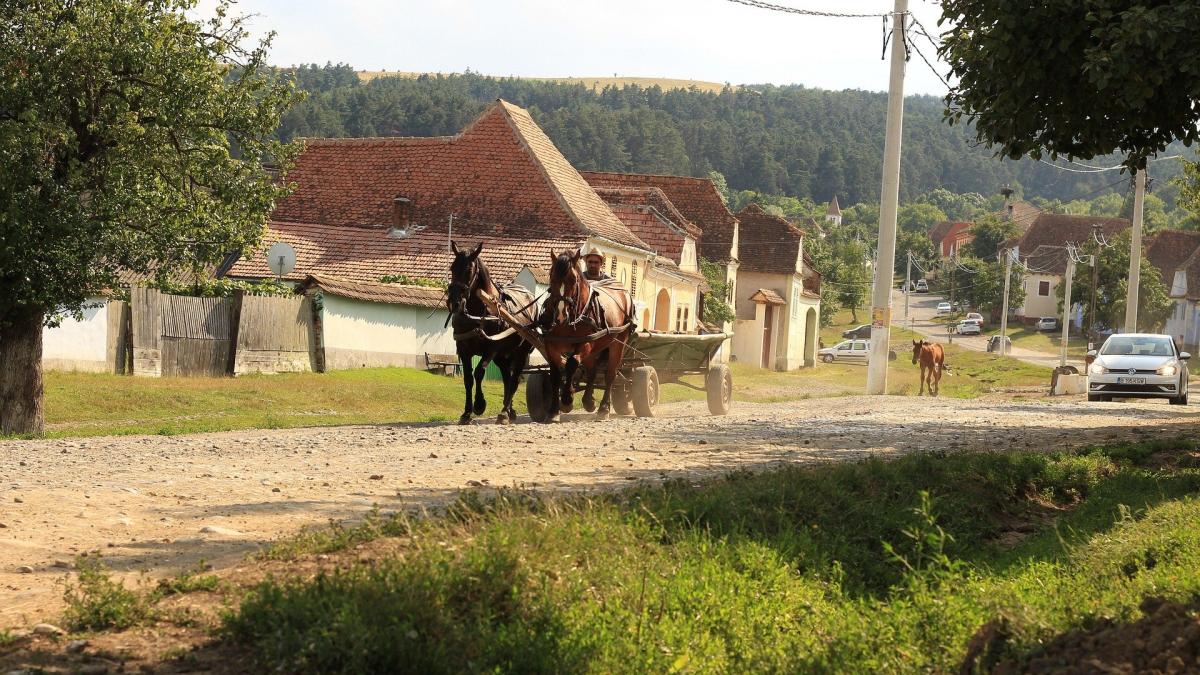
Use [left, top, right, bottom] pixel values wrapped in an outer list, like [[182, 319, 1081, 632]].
[[523, 331, 733, 422]]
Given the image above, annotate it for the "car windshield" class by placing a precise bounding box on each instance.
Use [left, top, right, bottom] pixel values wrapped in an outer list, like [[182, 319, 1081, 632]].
[[1100, 336, 1175, 357]]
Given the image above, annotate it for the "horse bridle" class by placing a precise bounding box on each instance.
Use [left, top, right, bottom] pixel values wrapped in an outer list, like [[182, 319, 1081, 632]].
[[549, 269, 600, 329]]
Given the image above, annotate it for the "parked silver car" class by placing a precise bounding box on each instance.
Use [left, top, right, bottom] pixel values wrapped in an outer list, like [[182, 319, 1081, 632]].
[[818, 340, 898, 364], [1035, 316, 1059, 332], [1087, 333, 1190, 404], [955, 319, 982, 335]]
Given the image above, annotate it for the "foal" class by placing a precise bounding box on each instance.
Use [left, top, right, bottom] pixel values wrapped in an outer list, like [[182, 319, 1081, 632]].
[[911, 339, 945, 396]]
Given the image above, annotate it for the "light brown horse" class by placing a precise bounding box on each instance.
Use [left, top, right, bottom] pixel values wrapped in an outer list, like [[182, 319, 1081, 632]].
[[543, 250, 634, 421], [911, 339, 945, 396]]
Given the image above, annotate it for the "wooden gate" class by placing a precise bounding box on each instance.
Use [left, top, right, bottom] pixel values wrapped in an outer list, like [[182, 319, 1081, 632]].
[[234, 294, 314, 374], [159, 294, 235, 377]]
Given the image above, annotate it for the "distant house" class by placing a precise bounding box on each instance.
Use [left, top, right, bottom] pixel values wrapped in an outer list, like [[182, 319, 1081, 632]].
[[1010, 213, 1128, 322], [224, 99, 710, 368], [729, 204, 821, 370], [825, 196, 842, 227], [1147, 230, 1200, 348], [581, 170, 740, 336], [590, 186, 709, 332]]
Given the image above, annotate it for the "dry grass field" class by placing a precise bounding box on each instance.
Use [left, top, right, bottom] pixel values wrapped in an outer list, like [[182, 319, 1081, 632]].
[[356, 70, 732, 93]]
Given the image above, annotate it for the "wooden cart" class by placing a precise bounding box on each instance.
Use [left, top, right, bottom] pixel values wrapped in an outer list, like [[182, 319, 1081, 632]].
[[523, 331, 733, 422]]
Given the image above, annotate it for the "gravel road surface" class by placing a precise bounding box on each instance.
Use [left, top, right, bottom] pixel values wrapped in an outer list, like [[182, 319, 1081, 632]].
[[3, 395, 1197, 626]]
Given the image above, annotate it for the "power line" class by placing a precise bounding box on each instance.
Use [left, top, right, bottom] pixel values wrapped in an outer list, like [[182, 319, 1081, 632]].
[[723, 0, 891, 18], [907, 34, 950, 89]]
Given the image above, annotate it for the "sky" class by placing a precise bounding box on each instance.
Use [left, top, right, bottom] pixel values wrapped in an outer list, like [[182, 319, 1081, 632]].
[[194, 0, 953, 96]]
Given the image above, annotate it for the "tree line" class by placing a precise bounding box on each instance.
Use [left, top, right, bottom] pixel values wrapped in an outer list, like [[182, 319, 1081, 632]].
[[276, 64, 1191, 207]]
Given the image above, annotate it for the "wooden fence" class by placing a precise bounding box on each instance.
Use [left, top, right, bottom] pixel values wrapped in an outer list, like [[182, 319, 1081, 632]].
[[130, 289, 314, 377]]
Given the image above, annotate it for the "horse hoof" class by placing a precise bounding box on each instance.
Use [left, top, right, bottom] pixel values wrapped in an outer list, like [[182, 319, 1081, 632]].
[[548, 414, 561, 423], [508, 410, 517, 423], [496, 414, 511, 425], [473, 399, 487, 415], [583, 396, 596, 413], [595, 409, 609, 421], [560, 400, 574, 414], [458, 414, 473, 426]]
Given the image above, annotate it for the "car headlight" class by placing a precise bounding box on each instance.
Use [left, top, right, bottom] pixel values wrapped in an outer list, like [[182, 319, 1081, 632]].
[[1088, 362, 1106, 375], [1158, 364, 1178, 377]]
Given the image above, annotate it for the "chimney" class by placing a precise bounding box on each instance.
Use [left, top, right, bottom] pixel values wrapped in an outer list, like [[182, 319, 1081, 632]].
[[392, 197, 411, 231]]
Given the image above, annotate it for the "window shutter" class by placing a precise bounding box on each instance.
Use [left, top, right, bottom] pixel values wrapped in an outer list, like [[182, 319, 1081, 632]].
[[610, 257, 617, 277], [631, 260, 638, 295]]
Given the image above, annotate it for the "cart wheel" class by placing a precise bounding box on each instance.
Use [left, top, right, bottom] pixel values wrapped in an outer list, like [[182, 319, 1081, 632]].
[[705, 363, 732, 415], [525, 372, 553, 423], [632, 366, 659, 418], [611, 376, 634, 416]]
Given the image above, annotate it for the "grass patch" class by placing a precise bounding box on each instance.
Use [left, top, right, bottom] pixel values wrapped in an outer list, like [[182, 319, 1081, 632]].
[[223, 438, 1200, 673], [151, 566, 221, 599], [63, 556, 152, 632], [999, 325, 1090, 358]]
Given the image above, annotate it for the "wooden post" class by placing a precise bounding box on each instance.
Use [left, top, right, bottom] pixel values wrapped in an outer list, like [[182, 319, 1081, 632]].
[[226, 289, 244, 376]]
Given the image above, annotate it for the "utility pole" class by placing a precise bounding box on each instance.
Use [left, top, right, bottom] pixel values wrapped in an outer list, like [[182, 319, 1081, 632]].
[[904, 251, 911, 321], [998, 248, 1014, 356], [1059, 254, 1076, 368], [1089, 224, 1101, 348], [865, 0, 908, 396], [1123, 168, 1146, 333]]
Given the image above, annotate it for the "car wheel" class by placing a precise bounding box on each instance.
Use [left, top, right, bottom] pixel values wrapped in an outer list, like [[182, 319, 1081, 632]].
[[821, 354, 834, 363], [1170, 392, 1188, 406]]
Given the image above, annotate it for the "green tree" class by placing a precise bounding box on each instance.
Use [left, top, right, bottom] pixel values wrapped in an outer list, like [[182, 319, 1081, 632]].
[[965, 215, 1020, 261], [941, 1, 1200, 169], [0, 0, 300, 435], [957, 256, 1024, 321], [1057, 230, 1173, 333], [804, 237, 841, 327], [897, 203, 947, 234], [698, 259, 735, 326]]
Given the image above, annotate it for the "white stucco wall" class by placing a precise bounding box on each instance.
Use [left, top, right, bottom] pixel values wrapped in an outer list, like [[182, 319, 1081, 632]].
[[1020, 273, 1060, 319], [321, 294, 457, 370], [43, 299, 109, 372], [734, 270, 819, 370]]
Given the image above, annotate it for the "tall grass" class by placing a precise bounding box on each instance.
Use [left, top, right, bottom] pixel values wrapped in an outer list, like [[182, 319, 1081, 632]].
[[224, 439, 1200, 673]]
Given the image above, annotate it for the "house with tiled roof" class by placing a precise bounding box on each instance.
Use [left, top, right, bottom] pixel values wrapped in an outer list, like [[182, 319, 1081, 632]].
[[222, 100, 703, 368], [1011, 213, 1129, 322], [728, 204, 822, 370], [580, 170, 740, 340], [589, 186, 709, 332], [1150, 231, 1200, 349]]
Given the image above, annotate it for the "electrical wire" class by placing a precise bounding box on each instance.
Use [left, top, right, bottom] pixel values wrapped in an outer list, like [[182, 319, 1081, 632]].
[[723, 0, 891, 18]]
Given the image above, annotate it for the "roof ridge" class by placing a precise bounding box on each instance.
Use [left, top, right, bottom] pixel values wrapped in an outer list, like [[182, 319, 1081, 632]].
[[299, 136, 455, 145], [491, 99, 650, 251]]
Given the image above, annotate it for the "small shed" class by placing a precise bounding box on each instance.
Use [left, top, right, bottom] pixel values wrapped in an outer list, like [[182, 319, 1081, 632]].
[[299, 275, 455, 370]]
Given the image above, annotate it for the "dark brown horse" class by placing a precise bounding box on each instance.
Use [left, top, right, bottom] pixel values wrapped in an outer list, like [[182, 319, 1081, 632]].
[[911, 339, 945, 396], [447, 242, 539, 425], [543, 250, 634, 421]]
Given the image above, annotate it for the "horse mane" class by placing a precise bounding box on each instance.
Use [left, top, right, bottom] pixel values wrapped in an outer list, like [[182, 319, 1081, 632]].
[[550, 252, 575, 284]]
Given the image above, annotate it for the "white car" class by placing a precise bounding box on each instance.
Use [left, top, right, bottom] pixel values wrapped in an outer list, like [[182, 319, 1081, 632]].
[[936, 302, 953, 315], [818, 340, 898, 364], [1087, 333, 1190, 405], [965, 312, 984, 325], [915, 280, 929, 293], [1035, 317, 1059, 332], [955, 319, 982, 335]]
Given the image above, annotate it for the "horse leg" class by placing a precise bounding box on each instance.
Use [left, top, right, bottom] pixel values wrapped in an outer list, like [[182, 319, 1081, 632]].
[[917, 363, 926, 396], [494, 354, 513, 425], [560, 356, 579, 413], [581, 350, 601, 413], [595, 338, 625, 420], [547, 354, 562, 424], [458, 352, 475, 425], [506, 348, 530, 423], [472, 356, 490, 416], [933, 364, 942, 397]]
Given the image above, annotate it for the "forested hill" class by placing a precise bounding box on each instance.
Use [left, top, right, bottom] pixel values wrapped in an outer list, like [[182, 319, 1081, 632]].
[[276, 64, 1185, 205]]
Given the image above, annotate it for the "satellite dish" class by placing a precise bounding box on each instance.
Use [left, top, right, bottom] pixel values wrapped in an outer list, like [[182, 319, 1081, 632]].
[[266, 242, 297, 280]]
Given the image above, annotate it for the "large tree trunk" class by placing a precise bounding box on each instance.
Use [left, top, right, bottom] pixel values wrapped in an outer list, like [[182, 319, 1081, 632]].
[[0, 305, 46, 436]]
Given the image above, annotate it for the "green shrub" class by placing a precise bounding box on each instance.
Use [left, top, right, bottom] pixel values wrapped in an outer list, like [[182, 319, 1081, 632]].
[[63, 557, 151, 631]]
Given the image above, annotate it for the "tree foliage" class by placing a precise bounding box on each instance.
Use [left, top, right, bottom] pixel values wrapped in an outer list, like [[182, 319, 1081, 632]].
[[699, 259, 735, 327], [0, 0, 300, 434], [272, 64, 1188, 205], [1056, 230, 1174, 333], [941, 1, 1200, 169], [966, 215, 1020, 261]]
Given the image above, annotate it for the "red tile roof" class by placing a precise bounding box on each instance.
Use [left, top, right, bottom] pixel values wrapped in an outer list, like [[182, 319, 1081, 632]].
[[1016, 213, 1129, 254], [1145, 230, 1200, 287], [593, 186, 700, 266], [1174, 247, 1200, 300], [299, 275, 447, 308], [225, 219, 581, 286], [1023, 245, 1069, 276], [271, 99, 648, 249], [734, 204, 806, 275], [580, 171, 738, 263], [749, 288, 786, 305]]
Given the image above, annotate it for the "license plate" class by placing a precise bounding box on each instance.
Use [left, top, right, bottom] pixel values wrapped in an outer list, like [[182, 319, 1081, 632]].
[[1117, 377, 1146, 385]]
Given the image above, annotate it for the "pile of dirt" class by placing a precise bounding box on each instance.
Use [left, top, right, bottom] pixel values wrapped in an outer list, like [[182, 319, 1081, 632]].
[[982, 597, 1200, 674]]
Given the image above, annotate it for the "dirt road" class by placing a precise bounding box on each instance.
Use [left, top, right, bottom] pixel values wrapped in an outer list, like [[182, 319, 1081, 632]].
[[3, 395, 1197, 627]]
